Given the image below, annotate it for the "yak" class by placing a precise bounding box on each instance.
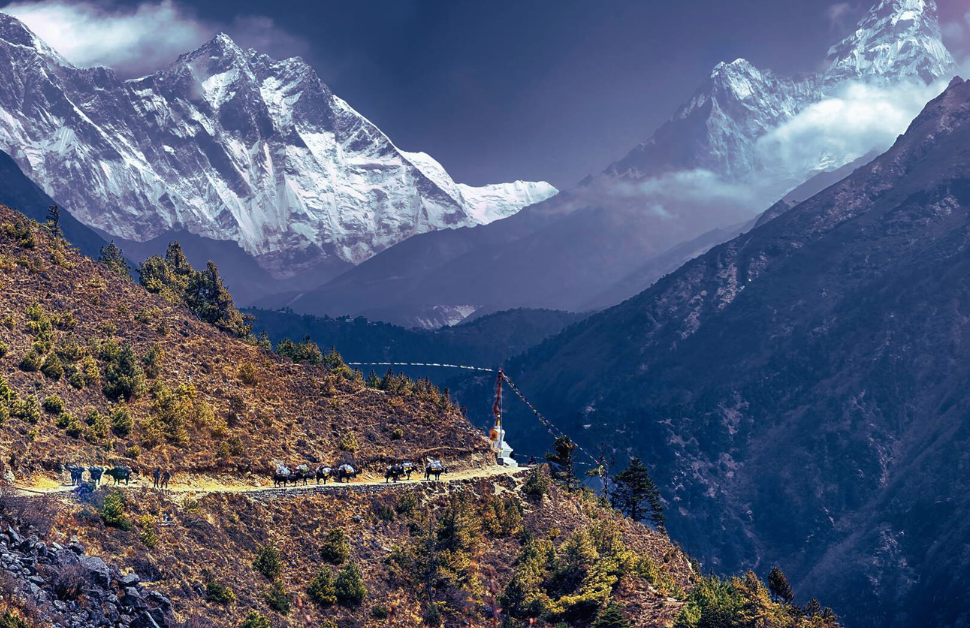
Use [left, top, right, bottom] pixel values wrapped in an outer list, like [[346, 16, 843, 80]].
[[293, 464, 312, 487], [315, 466, 333, 485], [385, 464, 406, 483], [88, 466, 104, 486], [273, 469, 292, 487], [66, 465, 84, 486], [425, 460, 447, 481], [335, 464, 357, 483], [104, 466, 132, 485]]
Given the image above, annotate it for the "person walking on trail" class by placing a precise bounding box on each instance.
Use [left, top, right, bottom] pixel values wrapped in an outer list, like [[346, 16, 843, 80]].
[[153, 468, 161, 488]]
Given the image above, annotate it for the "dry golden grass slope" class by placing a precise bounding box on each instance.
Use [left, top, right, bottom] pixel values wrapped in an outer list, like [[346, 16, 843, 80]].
[[0, 202, 490, 481]]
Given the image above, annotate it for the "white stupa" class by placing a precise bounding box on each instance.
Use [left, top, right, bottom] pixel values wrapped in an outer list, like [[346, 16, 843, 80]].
[[491, 423, 517, 467], [490, 370, 518, 467]]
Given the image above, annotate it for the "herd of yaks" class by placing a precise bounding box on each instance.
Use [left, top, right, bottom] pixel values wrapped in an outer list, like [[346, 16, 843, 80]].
[[273, 459, 448, 487], [60, 460, 449, 489], [64, 464, 132, 486]]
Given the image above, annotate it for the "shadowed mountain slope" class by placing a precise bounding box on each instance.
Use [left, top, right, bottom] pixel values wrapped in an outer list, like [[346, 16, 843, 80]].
[[496, 77, 970, 628]]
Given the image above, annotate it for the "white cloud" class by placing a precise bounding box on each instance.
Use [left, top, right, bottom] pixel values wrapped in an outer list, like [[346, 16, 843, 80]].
[[756, 80, 950, 177], [2, 0, 211, 76], [578, 169, 779, 246], [0, 0, 311, 78], [584, 78, 953, 244]]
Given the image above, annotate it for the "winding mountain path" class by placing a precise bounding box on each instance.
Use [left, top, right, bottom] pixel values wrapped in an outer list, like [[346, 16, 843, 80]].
[[8, 464, 530, 499]]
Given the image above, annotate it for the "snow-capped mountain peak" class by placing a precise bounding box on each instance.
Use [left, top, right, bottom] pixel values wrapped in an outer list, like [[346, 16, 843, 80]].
[[0, 18, 557, 278], [0, 12, 71, 69], [824, 0, 956, 84], [607, 0, 956, 186]]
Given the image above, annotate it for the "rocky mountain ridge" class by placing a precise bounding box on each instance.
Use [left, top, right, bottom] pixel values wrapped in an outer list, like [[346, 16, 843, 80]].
[[0, 15, 555, 281]]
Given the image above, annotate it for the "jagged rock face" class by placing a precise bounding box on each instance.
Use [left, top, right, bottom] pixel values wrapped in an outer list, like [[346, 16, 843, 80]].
[[0, 17, 556, 277], [0, 515, 172, 627], [503, 78, 970, 628], [824, 0, 955, 84], [608, 0, 957, 184]]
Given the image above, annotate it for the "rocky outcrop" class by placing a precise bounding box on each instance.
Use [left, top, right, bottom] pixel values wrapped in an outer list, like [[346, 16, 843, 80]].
[[0, 507, 172, 627]]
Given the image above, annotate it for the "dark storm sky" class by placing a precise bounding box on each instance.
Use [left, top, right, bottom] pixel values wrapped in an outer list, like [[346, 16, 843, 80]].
[[5, 0, 968, 189]]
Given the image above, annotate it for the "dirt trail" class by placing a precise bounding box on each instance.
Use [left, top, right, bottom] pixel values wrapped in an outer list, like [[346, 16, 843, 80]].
[[8, 464, 530, 498]]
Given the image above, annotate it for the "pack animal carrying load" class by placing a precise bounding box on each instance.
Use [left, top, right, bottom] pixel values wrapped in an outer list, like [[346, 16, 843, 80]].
[[272, 465, 293, 487], [315, 465, 332, 484], [425, 459, 447, 481], [336, 464, 357, 483]]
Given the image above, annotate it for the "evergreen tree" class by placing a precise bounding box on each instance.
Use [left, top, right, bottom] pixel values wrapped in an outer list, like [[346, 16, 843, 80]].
[[612, 457, 664, 529], [99, 241, 131, 279], [254, 331, 272, 351], [320, 528, 350, 565], [593, 604, 630, 628], [239, 611, 270, 628], [138, 244, 251, 337], [411, 511, 440, 604], [804, 598, 822, 617], [45, 204, 61, 238], [545, 435, 578, 490], [185, 261, 252, 337], [137, 254, 175, 296], [102, 344, 146, 401], [767, 567, 794, 604], [365, 371, 381, 388], [307, 567, 337, 606], [334, 562, 367, 606], [323, 345, 345, 370], [164, 241, 193, 279]]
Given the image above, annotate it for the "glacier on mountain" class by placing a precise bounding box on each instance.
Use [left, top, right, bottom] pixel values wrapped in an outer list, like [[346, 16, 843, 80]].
[[0, 18, 556, 276]]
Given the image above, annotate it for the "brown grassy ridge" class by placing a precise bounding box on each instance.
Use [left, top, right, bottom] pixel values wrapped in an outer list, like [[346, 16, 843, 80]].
[[0, 203, 490, 480]]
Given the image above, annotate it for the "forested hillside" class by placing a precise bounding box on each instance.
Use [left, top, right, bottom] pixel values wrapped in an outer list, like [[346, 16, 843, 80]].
[[247, 307, 584, 374]]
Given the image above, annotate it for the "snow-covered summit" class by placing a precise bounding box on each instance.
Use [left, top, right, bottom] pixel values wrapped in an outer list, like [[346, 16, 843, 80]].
[[825, 0, 956, 84], [607, 0, 957, 185], [0, 18, 557, 276]]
